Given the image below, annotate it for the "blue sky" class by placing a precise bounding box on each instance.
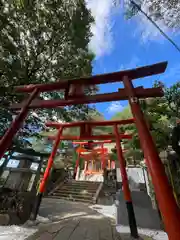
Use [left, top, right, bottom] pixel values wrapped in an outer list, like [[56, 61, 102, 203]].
[[86, 1, 180, 120]]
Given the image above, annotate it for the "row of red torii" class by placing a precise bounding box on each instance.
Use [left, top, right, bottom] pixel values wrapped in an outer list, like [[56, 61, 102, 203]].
[[49, 134, 128, 177], [0, 61, 179, 239], [73, 140, 118, 176]]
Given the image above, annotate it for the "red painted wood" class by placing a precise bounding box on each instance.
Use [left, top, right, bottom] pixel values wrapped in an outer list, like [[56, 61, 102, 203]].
[[11, 87, 163, 109], [14, 61, 167, 93]]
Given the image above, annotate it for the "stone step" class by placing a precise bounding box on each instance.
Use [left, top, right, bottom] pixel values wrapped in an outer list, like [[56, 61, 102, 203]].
[[61, 184, 97, 187], [61, 186, 98, 191], [48, 181, 101, 204], [55, 189, 95, 196], [52, 192, 93, 199], [71, 180, 99, 184], [64, 181, 99, 185], [67, 183, 99, 188], [64, 183, 99, 187], [47, 195, 94, 203], [70, 180, 99, 184]]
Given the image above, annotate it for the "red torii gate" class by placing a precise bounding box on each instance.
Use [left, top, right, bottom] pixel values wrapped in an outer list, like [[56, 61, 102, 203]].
[[0, 61, 179, 239], [75, 145, 108, 177], [73, 140, 112, 177], [73, 140, 127, 176], [73, 140, 113, 144], [43, 119, 136, 235], [73, 140, 109, 177], [47, 125, 132, 181]]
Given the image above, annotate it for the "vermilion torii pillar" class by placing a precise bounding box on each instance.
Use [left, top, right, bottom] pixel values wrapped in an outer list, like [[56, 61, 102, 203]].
[[122, 76, 180, 239], [41, 119, 138, 237], [114, 125, 138, 238], [30, 126, 64, 220], [46, 120, 134, 177], [2, 61, 180, 239], [30, 119, 134, 221], [0, 88, 39, 160]]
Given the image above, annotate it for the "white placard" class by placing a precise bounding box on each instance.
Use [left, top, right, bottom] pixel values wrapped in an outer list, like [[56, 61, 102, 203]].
[[30, 162, 39, 171], [6, 159, 20, 168], [27, 174, 36, 191]]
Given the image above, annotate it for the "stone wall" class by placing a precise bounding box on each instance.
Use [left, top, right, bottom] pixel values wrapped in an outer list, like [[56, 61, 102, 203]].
[[116, 167, 148, 192], [0, 189, 34, 225]]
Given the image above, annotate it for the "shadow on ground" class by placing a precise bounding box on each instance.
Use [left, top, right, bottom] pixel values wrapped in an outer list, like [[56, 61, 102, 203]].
[[39, 198, 97, 222], [25, 199, 120, 240]]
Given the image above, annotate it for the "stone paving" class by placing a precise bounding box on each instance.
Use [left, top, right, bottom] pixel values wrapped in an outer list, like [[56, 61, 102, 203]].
[[25, 198, 121, 240], [26, 214, 121, 240], [25, 198, 156, 240]]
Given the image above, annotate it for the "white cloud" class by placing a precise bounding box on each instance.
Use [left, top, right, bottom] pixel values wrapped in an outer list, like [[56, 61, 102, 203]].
[[107, 101, 124, 114], [119, 56, 140, 70], [85, 0, 120, 57]]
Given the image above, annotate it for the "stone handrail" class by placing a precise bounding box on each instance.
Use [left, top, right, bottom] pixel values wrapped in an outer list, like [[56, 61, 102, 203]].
[[93, 182, 103, 204]]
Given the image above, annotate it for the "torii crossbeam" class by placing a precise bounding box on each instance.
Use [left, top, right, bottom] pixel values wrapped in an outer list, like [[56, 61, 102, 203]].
[[45, 119, 133, 190], [0, 61, 180, 240]]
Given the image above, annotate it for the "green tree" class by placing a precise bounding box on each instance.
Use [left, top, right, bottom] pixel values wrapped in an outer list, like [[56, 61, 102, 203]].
[[38, 109, 108, 142], [111, 105, 132, 120], [111, 80, 180, 205], [165, 81, 180, 120], [110, 81, 180, 163], [124, 0, 180, 29], [111, 105, 143, 163], [0, 0, 96, 148]]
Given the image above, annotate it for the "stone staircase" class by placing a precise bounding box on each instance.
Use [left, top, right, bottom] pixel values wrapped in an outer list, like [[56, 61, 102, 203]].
[[47, 180, 103, 204]]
